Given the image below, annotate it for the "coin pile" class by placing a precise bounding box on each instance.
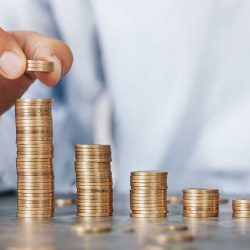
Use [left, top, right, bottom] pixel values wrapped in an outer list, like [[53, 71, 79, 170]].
[[26, 60, 54, 72], [130, 171, 168, 218], [232, 199, 250, 218], [15, 99, 54, 218], [182, 188, 219, 218], [75, 144, 113, 217]]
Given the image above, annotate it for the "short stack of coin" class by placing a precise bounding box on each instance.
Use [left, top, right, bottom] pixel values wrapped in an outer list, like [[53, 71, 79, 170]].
[[182, 188, 219, 218], [75, 144, 113, 217], [15, 99, 54, 218], [26, 60, 54, 72], [130, 171, 168, 218], [232, 199, 250, 218]]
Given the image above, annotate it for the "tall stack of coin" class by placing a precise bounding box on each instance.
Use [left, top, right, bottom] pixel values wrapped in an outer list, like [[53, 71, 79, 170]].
[[182, 188, 219, 218], [130, 171, 168, 218], [232, 199, 250, 218], [15, 99, 54, 218], [75, 144, 113, 217]]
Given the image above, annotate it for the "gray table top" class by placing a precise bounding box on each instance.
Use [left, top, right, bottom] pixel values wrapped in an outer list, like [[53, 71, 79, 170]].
[[0, 194, 250, 250]]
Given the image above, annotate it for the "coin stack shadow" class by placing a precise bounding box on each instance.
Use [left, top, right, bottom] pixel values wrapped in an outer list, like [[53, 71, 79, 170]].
[[182, 188, 219, 218], [75, 144, 113, 217], [232, 199, 250, 218], [130, 171, 168, 218], [15, 99, 54, 218]]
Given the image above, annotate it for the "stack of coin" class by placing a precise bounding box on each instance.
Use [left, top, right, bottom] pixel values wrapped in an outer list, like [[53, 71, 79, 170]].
[[26, 60, 54, 72], [75, 144, 113, 217], [232, 199, 250, 218], [130, 171, 168, 218], [15, 99, 54, 218], [182, 188, 219, 218]]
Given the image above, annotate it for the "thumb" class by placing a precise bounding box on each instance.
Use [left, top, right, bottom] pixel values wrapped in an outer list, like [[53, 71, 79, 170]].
[[0, 27, 26, 79]]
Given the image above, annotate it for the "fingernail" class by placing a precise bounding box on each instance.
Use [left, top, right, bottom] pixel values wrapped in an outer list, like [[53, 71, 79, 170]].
[[0, 51, 23, 78], [51, 55, 62, 79]]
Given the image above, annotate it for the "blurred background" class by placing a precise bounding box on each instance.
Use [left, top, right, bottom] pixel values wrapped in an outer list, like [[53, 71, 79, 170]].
[[1, 0, 250, 194]]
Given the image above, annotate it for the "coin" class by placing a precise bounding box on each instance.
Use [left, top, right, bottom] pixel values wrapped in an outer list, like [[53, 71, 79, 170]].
[[183, 188, 218, 194], [130, 213, 167, 218], [77, 212, 112, 217], [131, 171, 168, 176]]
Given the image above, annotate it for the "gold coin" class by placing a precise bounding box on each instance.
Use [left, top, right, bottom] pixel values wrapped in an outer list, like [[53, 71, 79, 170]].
[[76, 182, 112, 187], [130, 179, 166, 184], [77, 196, 112, 200], [76, 179, 113, 186], [77, 201, 112, 206], [75, 151, 111, 155], [75, 161, 111, 166], [17, 210, 54, 215], [17, 181, 54, 185], [183, 205, 219, 209], [18, 200, 53, 205], [232, 211, 250, 215], [76, 209, 112, 213], [183, 188, 218, 193], [131, 175, 166, 179], [130, 189, 166, 194], [183, 198, 218, 203], [233, 199, 250, 204], [77, 193, 112, 197], [233, 205, 250, 210], [17, 213, 53, 218], [16, 98, 52, 104], [18, 190, 53, 194], [17, 158, 53, 162], [76, 159, 111, 163], [130, 198, 166, 202], [75, 144, 110, 149], [76, 172, 112, 176], [17, 207, 53, 212], [76, 198, 113, 204], [76, 188, 112, 193], [75, 178, 112, 183], [77, 212, 112, 217], [77, 208, 112, 212], [131, 171, 168, 176], [18, 197, 54, 202], [130, 213, 167, 218], [232, 214, 250, 218], [183, 212, 218, 217], [131, 208, 167, 213], [17, 183, 54, 189], [16, 165, 53, 169], [75, 166, 111, 171], [17, 175, 54, 179], [130, 193, 166, 198]]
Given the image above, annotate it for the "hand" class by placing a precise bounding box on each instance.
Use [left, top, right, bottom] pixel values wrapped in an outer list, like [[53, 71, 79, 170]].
[[0, 27, 73, 114]]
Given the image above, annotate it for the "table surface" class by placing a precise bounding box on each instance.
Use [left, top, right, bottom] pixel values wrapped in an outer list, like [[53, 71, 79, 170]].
[[0, 194, 250, 250]]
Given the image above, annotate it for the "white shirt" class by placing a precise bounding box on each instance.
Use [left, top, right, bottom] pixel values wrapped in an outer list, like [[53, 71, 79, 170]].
[[1, 0, 250, 193]]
